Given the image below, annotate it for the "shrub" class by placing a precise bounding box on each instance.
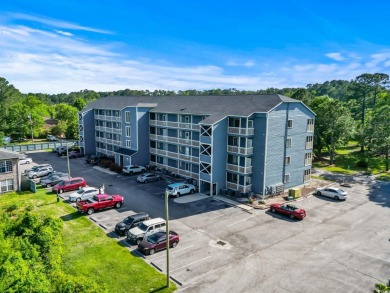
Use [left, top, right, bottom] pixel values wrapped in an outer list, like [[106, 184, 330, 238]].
[[6, 203, 18, 213], [356, 160, 369, 168], [248, 197, 254, 204], [109, 163, 117, 171], [114, 165, 123, 173]]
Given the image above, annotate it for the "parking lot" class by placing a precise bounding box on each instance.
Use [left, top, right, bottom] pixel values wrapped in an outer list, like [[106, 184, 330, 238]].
[[25, 151, 390, 292]]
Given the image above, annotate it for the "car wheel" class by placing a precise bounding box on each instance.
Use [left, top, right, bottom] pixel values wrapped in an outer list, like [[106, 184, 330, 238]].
[[26, 161, 30, 164], [144, 180, 148, 183], [172, 242, 178, 248], [136, 238, 142, 245], [190, 189, 194, 194], [78, 186, 83, 190], [87, 208, 94, 215], [176, 193, 180, 198], [76, 198, 81, 203], [59, 189, 63, 194], [334, 196, 339, 200], [271, 208, 275, 213], [46, 183, 51, 188], [316, 191, 321, 196], [129, 171, 133, 175], [115, 202, 122, 208], [33, 175, 37, 179], [149, 249, 155, 255], [290, 214, 294, 219]]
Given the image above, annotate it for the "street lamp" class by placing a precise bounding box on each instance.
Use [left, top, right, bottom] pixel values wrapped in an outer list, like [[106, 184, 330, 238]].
[[165, 190, 170, 287], [28, 113, 34, 143], [66, 142, 71, 177]]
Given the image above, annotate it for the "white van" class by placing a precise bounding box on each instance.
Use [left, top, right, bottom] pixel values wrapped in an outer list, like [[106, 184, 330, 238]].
[[126, 218, 166, 244]]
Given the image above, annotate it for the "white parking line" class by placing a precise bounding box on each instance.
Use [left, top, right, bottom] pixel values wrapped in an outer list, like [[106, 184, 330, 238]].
[[148, 245, 194, 261], [170, 255, 212, 273], [227, 214, 257, 227], [210, 209, 239, 220], [356, 250, 390, 263]]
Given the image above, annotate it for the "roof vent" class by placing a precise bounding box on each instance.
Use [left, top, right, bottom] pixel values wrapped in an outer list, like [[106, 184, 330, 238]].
[[180, 107, 187, 111]]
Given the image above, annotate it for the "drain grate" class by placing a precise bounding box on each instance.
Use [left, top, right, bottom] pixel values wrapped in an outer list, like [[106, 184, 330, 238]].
[[217, 240, 226, 246]]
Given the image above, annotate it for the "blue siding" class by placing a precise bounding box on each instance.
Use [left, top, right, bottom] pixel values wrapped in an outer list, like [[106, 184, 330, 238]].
[[200, 136, 211, 144], [212, 118, 228, 190], [200, 154, 211, 164], [131, 107, 151, 165], [81, 110, 96, 155], [251, 113, 267, 194], [200, 172, 211, 182]]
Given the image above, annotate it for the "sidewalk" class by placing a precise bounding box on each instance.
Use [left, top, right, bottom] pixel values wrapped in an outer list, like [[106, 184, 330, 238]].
[[93, 166, 117, 175]]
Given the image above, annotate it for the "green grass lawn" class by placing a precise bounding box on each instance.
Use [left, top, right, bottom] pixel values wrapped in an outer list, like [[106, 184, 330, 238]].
[[0, 188, 176, 293]]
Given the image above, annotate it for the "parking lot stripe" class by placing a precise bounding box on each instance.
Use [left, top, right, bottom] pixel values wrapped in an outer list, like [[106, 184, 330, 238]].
[[227, 214, 257, 227], [170, 255, 212, 273], [356, 250, 390, 263], [210, 209, 239, 220], [148, 245, 194, 261]]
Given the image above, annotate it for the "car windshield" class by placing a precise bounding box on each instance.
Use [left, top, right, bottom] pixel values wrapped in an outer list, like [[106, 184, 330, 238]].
[[138, 223, 148, 232], [76, 189, 85, 195], [57, 181, 64, 186], [146, 234, 160, 244], [123, 217, 134, 225], [167, 186, 174, 191]]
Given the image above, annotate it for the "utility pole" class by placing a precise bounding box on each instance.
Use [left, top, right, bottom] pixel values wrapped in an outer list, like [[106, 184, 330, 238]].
[[165, 191, 170, 287], [28, 113, 34, 143]]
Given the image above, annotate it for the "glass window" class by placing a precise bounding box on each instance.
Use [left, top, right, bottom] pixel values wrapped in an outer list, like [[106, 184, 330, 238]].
[[125, 111, 131, 123], [126, 126, 131, 138], [284, 174, 290, 183], [126, 140, 131, 147], [285, 156, 291, 165], [0, 161, 12, 173], [286, 138, 292, 148], [288, 119, 293, 128]]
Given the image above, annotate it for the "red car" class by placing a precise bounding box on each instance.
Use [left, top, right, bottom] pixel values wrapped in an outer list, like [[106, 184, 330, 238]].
[[52, 177, 86, 194], [77, 194, 124, 215], [270, 203, 306, 220], [138, 231, 179, 255]]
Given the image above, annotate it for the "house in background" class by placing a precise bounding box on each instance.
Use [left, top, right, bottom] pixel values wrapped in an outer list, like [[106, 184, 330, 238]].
[[78, 95, 315, 196], [0, 149, 21, 194]]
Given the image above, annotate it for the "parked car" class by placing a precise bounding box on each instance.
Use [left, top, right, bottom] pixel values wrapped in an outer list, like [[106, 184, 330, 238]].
[[270, 203, 306, 220], [137, 173, 162, 183], [68, 150, 84, 159], [24, 164, 52, 175], [138, 231, 180, 255], [57, 146, 74, 156], [39, 171, 68, 182], [115, 213, 150, 236], [76, 194, 124, 215], [68, 187, 100, 202], [28, 166, 54, 179], [127, 218, 166, 245], [52, 177, 87, 194], [47, 134, 57, 141], [316, 187, 348, 200], [165, 183, 195, 197], [2, 136, 11, 144], [123, 165, 146, 175], [12, 137, 27, 143], [19, 156, 32, 165], [40, 174, 70, 188], [85, 154, 103, 164]]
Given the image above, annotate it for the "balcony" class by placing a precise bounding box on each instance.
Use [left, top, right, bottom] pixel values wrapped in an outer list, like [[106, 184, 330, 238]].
[[227, 127, 254, 136], [150, 148, 199, 163], [226, 182, 252, 193], [227, 145, 253, 155], [226, 164, 253, 174], [149, 162, 199, 179], [149, 134, 200, 147], [95, 115, 122, 122], [149, 120, 200, 131], [95, 126, 122, 134]]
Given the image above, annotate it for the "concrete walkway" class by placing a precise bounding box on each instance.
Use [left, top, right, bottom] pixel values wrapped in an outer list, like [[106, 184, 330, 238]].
[[93, 166, 117, 175], [213, 195, 254, 212], [173, 193, 210, 203]]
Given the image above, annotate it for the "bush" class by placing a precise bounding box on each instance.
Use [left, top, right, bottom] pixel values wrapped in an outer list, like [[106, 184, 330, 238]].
[[248, 197, 254, 204], [356, 160, 369, 168], [109, 163, 117, 171], [114, 165, 123, 173]]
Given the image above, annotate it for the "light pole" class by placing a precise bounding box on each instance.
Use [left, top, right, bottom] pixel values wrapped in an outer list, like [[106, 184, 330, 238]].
[[165, 190, 170, 287], [66, 142, 71, 177], [28, 113, 34, 143]]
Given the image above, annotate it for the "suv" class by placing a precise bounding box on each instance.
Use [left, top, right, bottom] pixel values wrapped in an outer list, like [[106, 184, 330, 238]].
[[115, 213, 150, 236], [28, 166, 54, 179], [122, 165, 146, 175], [47, 135, 57, 141], [52, 177, 87, 194], [127, 218, 166, 245], [165, 183, 196, 198], [24, 164, 52, 175], [40, 174, 70, 188]]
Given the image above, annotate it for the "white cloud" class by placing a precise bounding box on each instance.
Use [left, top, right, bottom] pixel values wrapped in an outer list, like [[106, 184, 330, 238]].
[[226, 60, 255, 67], [325, 52, 345, 61], [54, 30, 73, 37]]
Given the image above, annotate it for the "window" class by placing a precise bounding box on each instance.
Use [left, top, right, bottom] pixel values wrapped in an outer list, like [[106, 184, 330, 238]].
[[307, 119, 314, 132], [232, 137, 239, 146], [126, 126, 131, 138], [288, 119, 293, 128], [306, 136, 313, 149], [126, 140, 131, 148], [305, 153, 313, 166], [304, 169, 311, 182], [285, 156, 291, 165], [248, 120, 254, 128], [1, 179, 14, 192], [185, 116, 190, 123], [0, 160, 12, 173], [284, 174, 290, 183], [125, 111, 131, 123], [286, 138, 292, 148]]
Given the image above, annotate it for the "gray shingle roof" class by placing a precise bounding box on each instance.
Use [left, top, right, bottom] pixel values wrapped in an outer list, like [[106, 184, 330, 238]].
[[0, 149, 21, 159], [82, 94, 305, 122]]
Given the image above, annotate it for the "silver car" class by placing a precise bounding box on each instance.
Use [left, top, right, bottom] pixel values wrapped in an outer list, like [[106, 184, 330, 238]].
[[28, 166, 54, 179], [137, 173, 162, 183], [316, 187, 348, 200], [68, 187, 100, 202]]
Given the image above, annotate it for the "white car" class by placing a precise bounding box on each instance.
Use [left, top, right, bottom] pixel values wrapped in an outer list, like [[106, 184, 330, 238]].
[[165, 183, 196, 197], [316, 187, 348, 200], [19, 157, 32, 164], [123, 165, 146, 175], [68, 187, 100, 202]]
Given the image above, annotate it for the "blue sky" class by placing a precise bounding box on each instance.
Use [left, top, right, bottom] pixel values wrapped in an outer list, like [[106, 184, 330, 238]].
[[1, 0, 389, 94]]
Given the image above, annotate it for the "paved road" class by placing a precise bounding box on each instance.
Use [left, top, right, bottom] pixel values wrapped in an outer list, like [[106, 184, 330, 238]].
[[26, 151, 390, 292]]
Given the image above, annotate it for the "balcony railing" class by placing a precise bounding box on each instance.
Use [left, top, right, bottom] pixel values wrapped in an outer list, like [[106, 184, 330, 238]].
[[149, 120, 200, 131], [95, 126, 122, 134], [149, 161, 199, 179], [226, 182, 252, 193], [150, 148, 199, 163], [95, 115, 122, 122], [226, 164, 253, 174], [96, 147, 115, 157], [227, 127, 254, 136], [227, 145, 253, 155], [149, 134, 200, 147]]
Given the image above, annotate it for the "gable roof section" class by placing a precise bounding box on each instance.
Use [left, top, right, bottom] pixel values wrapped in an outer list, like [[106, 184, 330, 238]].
[[82, 94, 310, 121], [0, 149, 21, 160]]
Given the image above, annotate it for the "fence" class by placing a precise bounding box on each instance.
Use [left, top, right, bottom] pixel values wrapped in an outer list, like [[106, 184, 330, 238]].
[[2, 141, 75, 152]]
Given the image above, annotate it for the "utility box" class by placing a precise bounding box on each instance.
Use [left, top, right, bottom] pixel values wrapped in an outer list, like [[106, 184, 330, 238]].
[[289, 188, 301, 199]]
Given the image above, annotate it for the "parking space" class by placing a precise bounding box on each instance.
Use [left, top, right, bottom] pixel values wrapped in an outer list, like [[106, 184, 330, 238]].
[[26, 151, 390, 292]]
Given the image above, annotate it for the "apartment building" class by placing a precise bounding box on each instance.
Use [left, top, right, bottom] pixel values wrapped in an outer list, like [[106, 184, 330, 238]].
[[0, 149, 21, 194], [79, 95, 315, 196]]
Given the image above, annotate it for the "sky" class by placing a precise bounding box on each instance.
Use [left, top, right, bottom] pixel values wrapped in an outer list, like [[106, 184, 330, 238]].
[[0, 0, 389, 94]]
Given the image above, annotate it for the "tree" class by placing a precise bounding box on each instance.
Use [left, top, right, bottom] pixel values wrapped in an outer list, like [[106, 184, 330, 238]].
[[369, 105, 390, 171], [73, 98, 86, 111]]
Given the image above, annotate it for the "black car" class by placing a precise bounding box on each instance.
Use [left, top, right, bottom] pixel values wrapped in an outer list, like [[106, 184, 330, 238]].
[[115, 213, 150, 236], [85, 154, 103, 164]]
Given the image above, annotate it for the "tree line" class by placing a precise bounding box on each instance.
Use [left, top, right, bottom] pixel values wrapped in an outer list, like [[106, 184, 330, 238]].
[[0, 73, 389, 169]]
